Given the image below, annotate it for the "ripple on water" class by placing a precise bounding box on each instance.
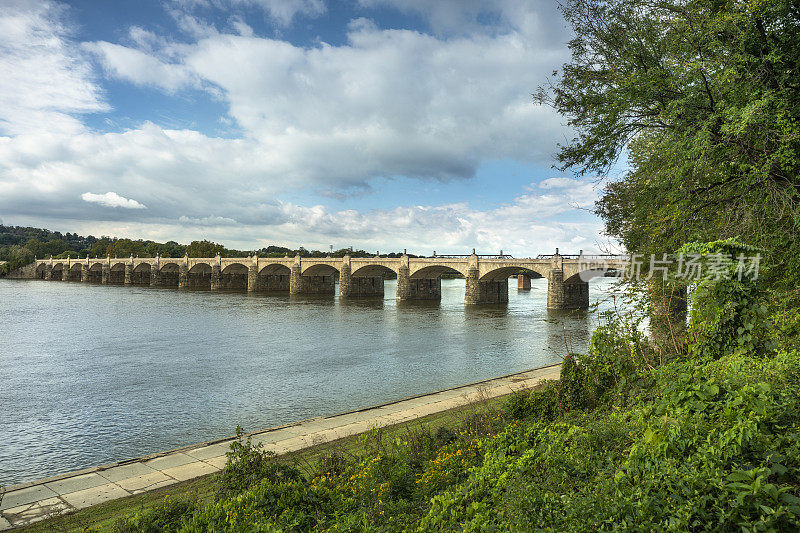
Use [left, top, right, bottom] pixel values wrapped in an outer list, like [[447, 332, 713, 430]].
[[0, 277, 620, 484]]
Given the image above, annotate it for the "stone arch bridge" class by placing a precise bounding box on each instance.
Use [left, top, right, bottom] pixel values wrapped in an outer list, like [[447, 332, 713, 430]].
[[32, 252, 627, 309]]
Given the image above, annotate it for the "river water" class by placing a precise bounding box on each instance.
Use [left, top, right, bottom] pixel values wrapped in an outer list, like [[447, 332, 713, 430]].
[[0, 277, 618, 485]]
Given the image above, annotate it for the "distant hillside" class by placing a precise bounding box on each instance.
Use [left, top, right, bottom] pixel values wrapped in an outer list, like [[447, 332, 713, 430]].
[[0, 224, 409, 276]]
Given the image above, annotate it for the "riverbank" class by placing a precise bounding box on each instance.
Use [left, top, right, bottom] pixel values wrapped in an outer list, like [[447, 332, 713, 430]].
[[0, 364, 560, 530]]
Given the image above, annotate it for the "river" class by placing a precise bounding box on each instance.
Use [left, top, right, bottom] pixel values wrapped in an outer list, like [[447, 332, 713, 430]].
[[0, 277, 619, 485]]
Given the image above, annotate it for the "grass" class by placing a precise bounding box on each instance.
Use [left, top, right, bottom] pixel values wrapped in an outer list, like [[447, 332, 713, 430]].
[[19, 386, 520, 532]]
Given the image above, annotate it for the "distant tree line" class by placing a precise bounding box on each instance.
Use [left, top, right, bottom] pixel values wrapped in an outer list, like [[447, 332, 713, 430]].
[[0, 225, 414, 276]]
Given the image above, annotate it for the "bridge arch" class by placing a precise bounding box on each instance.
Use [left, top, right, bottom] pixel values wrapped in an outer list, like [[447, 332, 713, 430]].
[[87, 262, 103, 283], [189, 263, 212, 273], [479, 266, 546, 282], [220, 262, 248, 290], [67, 263, 83, 281], [109, 262, 126, 284], [351, 264, 397, 278], [187, 262, 212, 289], [409, 265, 465, 279], [35, 263, 47, 279], [257, 263, 291, 292], [564, 269, 610, 284], [341, 264, 396, 299], [295, 263, 337, 295], [258, 263, 291, 276], [131, 262, 151, 285], [301, 263, 339, 276], [157, 262, 180, 287]]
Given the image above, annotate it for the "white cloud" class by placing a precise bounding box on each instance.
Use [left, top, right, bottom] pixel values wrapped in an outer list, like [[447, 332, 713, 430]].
[[82, 41, 198, 92], [170, 0, 326, 27], [0, 1, 108, 135], [0, 1, 614, 255], [179, 214, 238, 225], [83, 16, 569, 189], [81, 192, 147, 209], [357, 0, 568, 43]]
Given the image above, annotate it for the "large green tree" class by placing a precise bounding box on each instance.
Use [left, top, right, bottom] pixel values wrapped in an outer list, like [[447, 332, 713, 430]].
[[539, 0, 800, 284], [185, 240, 226, 258], [105, 238, 146, 258]]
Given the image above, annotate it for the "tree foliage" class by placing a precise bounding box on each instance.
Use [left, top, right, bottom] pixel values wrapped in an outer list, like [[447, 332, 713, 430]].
[[539, 0, 800, 284], [185, 240, 226, 258]]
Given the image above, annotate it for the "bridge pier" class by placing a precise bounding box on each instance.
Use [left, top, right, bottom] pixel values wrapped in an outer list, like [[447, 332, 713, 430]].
[[150, 267, 161, 287], [518, 274, 531, 290], [289, 265, 302, 294], [101, 264, 110, 285], [247, 264, 258, 292], [61, 267, 69, 281], [177, 263, 188, 289], [210, 264, 221, 290], [547, 268, 589, 310], [338, 262, 352, 297], [124, 264, 132, 285], [81, 264, 88, 282], [464, 269, 509, 304]]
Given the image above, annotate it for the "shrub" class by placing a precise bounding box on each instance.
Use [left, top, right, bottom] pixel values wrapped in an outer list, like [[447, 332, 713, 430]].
[[559, 353, 585, 411], [584, 312, 650, 404], [112, 495, 196, 533], [680, 239, 771, 359], [215, 427, 303, 500], [503, 380, 560, 421]]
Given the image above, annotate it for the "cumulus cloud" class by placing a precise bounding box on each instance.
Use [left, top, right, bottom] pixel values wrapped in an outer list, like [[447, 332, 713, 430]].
[[0, 0, 108, 135], [236, 177, 607, 254], [83, 13, 569, 189], [357, 0, 568, 43], [82, 41, 198, 93], [0, 0, 613, 255], [81, 192, 147, 209]]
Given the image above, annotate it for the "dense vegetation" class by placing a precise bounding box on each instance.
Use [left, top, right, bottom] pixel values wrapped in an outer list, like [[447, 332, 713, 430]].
[[0, 225, 409, 276]]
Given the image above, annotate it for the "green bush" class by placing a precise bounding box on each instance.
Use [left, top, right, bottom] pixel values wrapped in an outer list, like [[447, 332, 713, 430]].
[[112, 496, 197, 532], [215, 427, 303, 500], [584, 312, 651, 404], [559, 353, 586, 411], [681, 239, 771, 360], [503, 380, 559, 421]]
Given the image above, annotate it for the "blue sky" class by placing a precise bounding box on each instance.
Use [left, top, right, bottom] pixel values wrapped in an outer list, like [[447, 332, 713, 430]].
[[0, 0, 615, 255]]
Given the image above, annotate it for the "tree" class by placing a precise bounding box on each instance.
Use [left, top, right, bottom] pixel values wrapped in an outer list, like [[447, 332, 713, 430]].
[[539, 0, 800, 284], [186, 240, 226, 258], [106, 238, 146, 258], [90, 238, 113, 258]]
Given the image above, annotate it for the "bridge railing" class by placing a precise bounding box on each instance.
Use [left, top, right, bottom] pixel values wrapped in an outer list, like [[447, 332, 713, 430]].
[[535, 254, 629, 261], [428, 254, 514, 259]]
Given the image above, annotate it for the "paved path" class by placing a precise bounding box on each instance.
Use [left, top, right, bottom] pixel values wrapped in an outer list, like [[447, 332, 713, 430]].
[[0, 365, 560, 530]]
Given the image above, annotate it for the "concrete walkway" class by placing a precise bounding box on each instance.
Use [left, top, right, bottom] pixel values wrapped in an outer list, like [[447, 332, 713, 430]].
[[0, 364, 560, 530]]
